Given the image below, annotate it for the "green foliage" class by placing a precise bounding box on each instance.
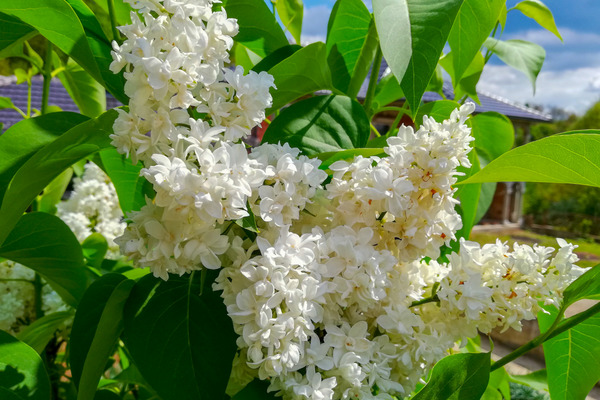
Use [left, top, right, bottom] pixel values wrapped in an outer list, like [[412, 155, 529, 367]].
[[372, 0, 411, 85], [70, 274, 134, 400], [0, 212, 88, 307], [0, 0, 127, 103], [0, 112, 89, 208], [327, 0, 378, 97], [412, 352, 491, 400], [267, 42, 333, 112], [539, 304, 600, 400], [263, 95, 370, 156], [56, 58, 106, 118], [0, 110, 117, 244], [223, 0, 289, 58], [97, 148, 154, 215], [481, 368, 511, 400], [400, 0, 464, 114], [276, 0, 303, 44], [510, 0, 561, 40], [37, 168, 73, 215], [82, 233, 109, 269], [0, 330, 52, 400], [463, 133, 600, 187], [122, 272, 237, 400], [0, 12, 36, 58], [251, 44, 302, 73], [17, 311, 74, 354], [448, 0, 505, 82], [484, 38, 545, 92]]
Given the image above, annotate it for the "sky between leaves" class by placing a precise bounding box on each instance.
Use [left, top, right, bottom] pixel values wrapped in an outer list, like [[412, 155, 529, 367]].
[[296, 0, 600, 115]]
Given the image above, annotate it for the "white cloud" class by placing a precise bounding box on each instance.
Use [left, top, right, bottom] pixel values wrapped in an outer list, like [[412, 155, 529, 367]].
[[505, 27, 600, 47], [479, 65, 600, 114], [301, 5, 330, 44]]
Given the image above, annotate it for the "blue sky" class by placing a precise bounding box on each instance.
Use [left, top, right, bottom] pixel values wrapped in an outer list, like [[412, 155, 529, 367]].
[[297, 0, 600, 114]]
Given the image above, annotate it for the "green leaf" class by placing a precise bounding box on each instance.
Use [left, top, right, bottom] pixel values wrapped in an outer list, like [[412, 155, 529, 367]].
[[0, 330, 52, 400], [70, 274, 134, 400], [539, 305, 600, 400], [509, 369, 548, 393], [223, 0, 289, 58], [98, 148, 153, 215], [0, 12, 36, 58], [252, 44, 302, 73], [372, 74, 404, 111], [267, 42, 333, 112], [471, 112, 514, 161], [562, 265, 600, 308], [263, 95, 370, 156], [412, 352, 491, 400], [414, 100, 460, 127], [481, 368, 510, 400], [400, 0, 464, 114], [0, 0, 126, 103], [484, 38, 545, 93], [233, 42, 261, 71], [326, 0, 378, 97], [0, 212, 88, 307], [461, 133, 600, 187], [0, 97, 21, 113], [373, 0, 411, 85], [0, 112, 88, 207], [82, 233, 109, 269], [448, 0, 505, 82], [37, 168, 73, 215], [276, 0, 303, 44], [122, 272, 237, 400], [315, 148, 385, 170], [17, 311, 74, 354], [232, 380, 277, 400], [58, 58, 106, 118], [0, 109, 118, 244], [93, 390, 120, 400], [511, 0, 561, 40], [235, 202, 258, 234], [440, 51, 484, 103], [456, 150, 496, 238]]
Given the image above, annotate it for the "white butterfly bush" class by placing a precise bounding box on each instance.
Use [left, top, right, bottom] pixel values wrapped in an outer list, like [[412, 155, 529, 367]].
[[109, 1, 584, 399]]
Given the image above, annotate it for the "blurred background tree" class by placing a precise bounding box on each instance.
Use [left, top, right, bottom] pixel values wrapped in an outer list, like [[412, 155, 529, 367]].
[[524, 100, 600, 237]]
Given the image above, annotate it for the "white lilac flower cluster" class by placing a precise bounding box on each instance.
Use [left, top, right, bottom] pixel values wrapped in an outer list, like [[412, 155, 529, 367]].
[[109, 1, 584, 399], [0, 163, 126, 334], [57, 163, 126, 259], [0, 261, 71, 333]]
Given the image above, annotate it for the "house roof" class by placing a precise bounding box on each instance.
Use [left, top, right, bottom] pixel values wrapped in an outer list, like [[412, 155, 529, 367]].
[[357, 59, 552, 123], [0, 76, 121, 132]]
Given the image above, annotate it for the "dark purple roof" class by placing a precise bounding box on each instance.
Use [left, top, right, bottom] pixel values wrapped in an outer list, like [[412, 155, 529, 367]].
[[0, 76, 122, 133], [358, 59, 552, 123]]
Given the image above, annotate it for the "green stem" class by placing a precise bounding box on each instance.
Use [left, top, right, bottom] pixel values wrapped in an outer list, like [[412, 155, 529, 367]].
[[386, 101, 410, 134], [491, 302, 600, 371], [41, 40, 53, 115], [410, 295, 439, 308], [107, 0, 121, 42], [34, 273, 44, 319], [26, 78, 32, 117], [370, 122, 381, 137], [363, 46, 383, 116], [483, 22, 500, 65]]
